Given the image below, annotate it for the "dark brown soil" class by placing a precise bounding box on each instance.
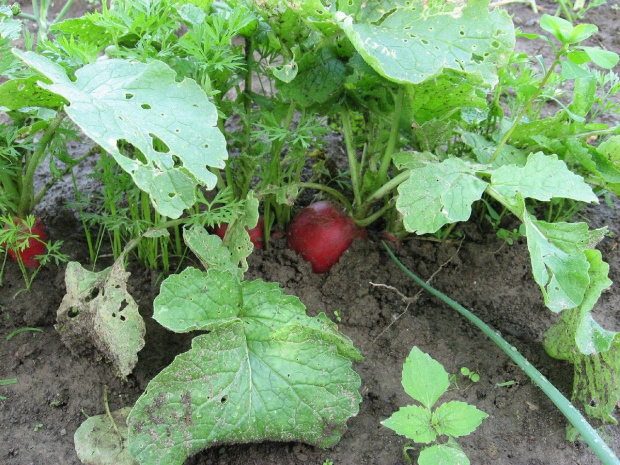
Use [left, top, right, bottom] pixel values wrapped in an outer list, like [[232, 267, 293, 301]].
[[1, 1, 619, 465]]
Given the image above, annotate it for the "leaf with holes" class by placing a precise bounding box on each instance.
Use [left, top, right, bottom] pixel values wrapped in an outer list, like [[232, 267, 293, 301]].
[[336, 0, 515, 86], [13, 50, 227, 219], [127, 268, 361, 465], [55, 261, 145, 378]]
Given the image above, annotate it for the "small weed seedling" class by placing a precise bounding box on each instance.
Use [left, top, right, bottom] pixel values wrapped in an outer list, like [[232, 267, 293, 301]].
[[382, 347, 488, 465], [460, 367, 480, 383]]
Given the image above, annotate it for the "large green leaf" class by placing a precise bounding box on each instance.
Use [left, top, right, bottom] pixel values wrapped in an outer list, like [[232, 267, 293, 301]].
[[127, 268, 361, 464], [278, 47, 347, 107], [13, 50, 227, 219], [491, 151, 597, 205], [523, 209, 605, 312], [396, 158, 488, 234], [336, 0, 515, 86], [571, 337, 620, 425]]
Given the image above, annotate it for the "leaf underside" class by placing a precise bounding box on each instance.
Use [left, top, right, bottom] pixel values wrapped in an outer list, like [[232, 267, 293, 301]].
[[14, 50, 227, 219]]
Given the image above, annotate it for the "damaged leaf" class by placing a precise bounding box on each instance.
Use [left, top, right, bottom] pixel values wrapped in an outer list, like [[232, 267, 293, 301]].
[[56, 261, 145, 378]]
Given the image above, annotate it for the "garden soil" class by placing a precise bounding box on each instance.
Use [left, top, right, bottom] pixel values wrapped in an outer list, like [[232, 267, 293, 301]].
[[1, 1, 620, 464]]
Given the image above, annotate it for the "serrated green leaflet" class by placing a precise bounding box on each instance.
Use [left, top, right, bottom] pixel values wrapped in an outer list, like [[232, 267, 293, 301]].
[[336, 0, 514, 86], [128, 268, 361, 464], [523, 209, 603, 312], [74, 407, 137, 465], [491, 152, 597, 204], [396, 158, 488, 234], [381, 405, 436, 444], [402, 347, 449, 409], [220, 192, 259, 272], [13, 50, 227, 219], [432, 401, 488, 437], [418, 444, 469, 465], [55, 261, 145, 378]]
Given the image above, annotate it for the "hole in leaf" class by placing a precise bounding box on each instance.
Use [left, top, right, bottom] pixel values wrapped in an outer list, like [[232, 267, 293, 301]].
[[141, 103, 151, 110], [17, 84, 25, 91], [125, 93, 134, 100], [150, 134, 170, 153], [120, 315, 126, 321], [119, 300, 128, 312], [68, 307, 79, 318], [220, 395, 228, 404], [421, 39, 429, 45], [85, 288, 100, 303], [168, 193, 176, 198], [204, 143, 209, 149]]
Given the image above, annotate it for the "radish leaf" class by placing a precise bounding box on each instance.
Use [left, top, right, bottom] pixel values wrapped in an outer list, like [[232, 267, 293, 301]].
[[336, 0, 514, 86], [491, 151, 597, 205], [522, 209, 605, 312], [396, 158, 488, 234], [13, 50, 227, 219]]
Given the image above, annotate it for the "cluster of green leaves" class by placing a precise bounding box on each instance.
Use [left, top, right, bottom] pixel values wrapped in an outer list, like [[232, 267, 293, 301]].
[[3, 0, 620, 461], [67, 224, 362, 465], [382, 347, 487, 465]]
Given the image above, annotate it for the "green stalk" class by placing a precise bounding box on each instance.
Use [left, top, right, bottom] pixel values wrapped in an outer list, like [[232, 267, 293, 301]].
[[354, 170, 411, 223], [33, 146, 95, 207], [377, 86, 405, 187], [489, 50, 564, 165], [17, 111, 66, 218], [383, 242, 620, 465], [295, 182, 353, 212], [341, 109, 362, 208], [53, 0, 76, 24]]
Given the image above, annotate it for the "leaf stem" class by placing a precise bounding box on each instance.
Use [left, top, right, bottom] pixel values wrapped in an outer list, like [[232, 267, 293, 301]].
[[377, 86, 404, 186], [383, 242, 620, 465], [341, 109, 362, 209], [295, 182, 354, 212], [17, 110, 66, 218], [489, 50, 564, 164]]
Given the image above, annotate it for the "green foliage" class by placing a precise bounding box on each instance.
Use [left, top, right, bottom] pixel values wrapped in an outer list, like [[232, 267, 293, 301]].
[[3, 0, 618, 460], [382, 347, 487, 464], [124, 228, 361, 464], [14, 50, 227, 219], [0, 214, 68, 292]]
